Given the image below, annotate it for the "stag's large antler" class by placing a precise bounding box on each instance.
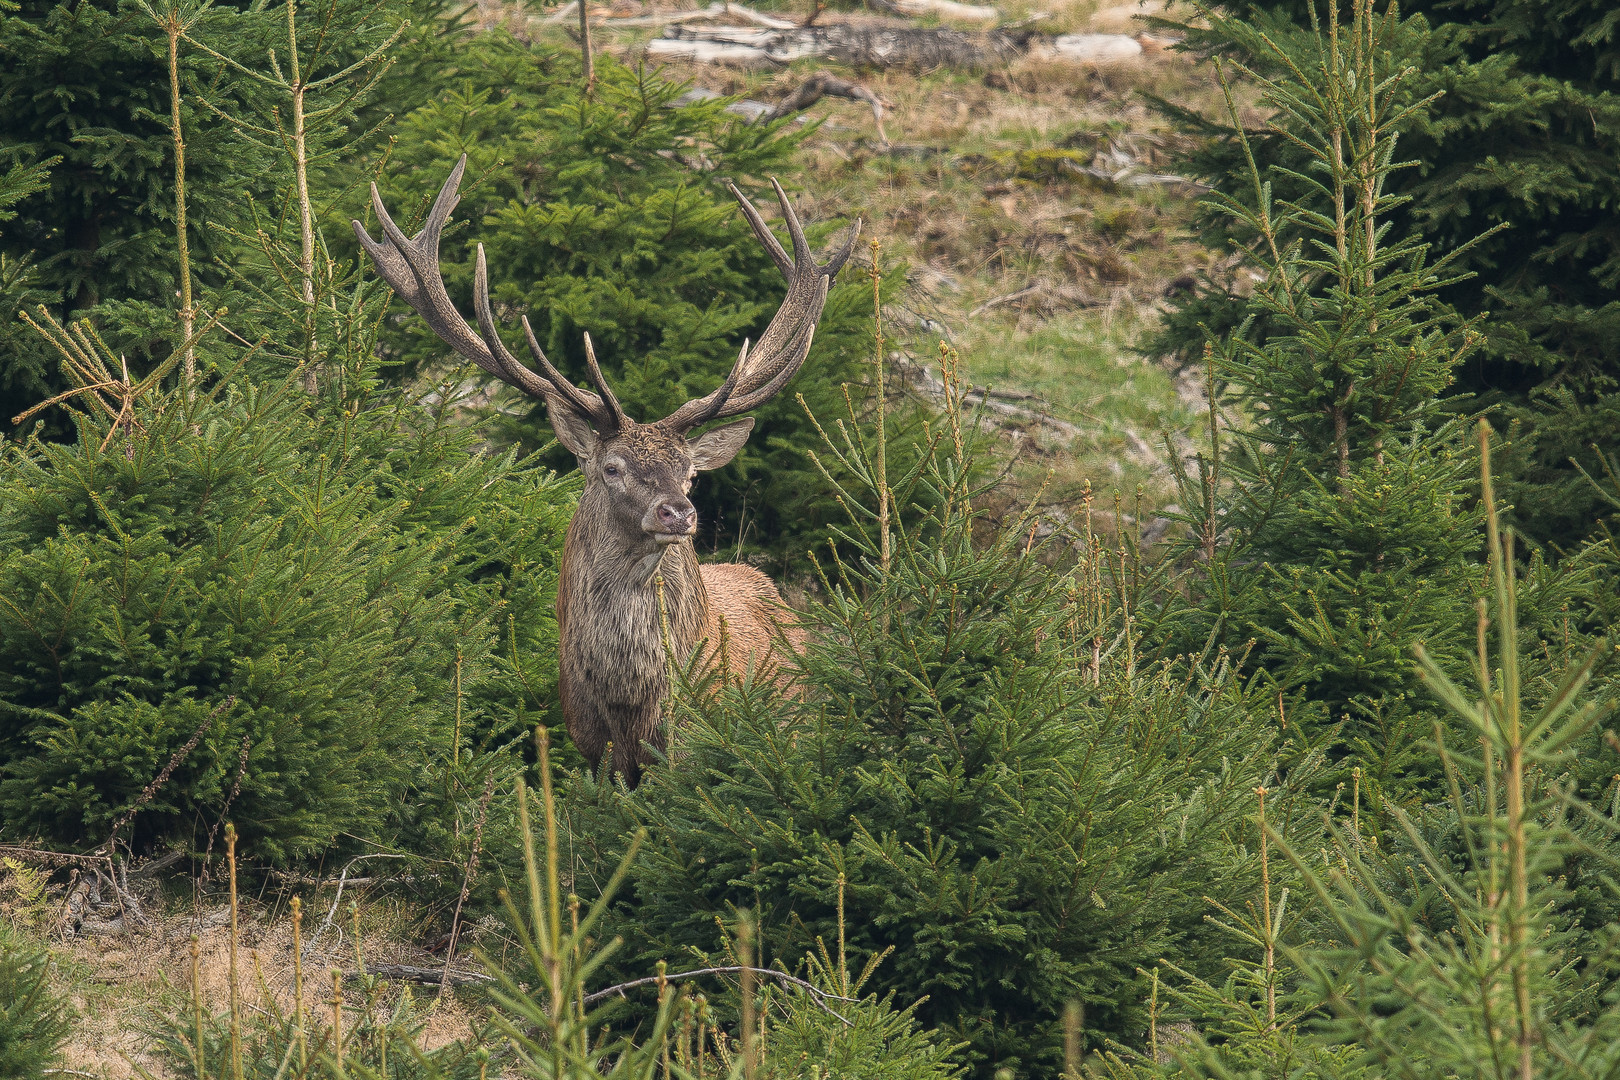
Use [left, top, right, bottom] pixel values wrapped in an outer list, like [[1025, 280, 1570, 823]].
[[352, 155, 626, 433], [355, 157, 860, 435], [658, 180, 862, 434]]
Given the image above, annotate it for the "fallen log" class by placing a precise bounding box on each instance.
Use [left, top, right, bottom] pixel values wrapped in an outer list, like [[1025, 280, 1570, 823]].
[[767, 70, 892, 120], [889, 0, 999, 22], [671, 73, 894, 141], [646, 23, 1162, 70], [0, 844, 110, 869], [648, 22, 1035, 70], [352, 963, 495, 986]]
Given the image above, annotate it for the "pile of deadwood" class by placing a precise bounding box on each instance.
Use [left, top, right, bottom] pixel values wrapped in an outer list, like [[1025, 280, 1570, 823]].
[[645, 20, 1166, 71], [534, 1, 1188, 160], [537, 0, 1177, 74], [506, 0, 1185, 151]]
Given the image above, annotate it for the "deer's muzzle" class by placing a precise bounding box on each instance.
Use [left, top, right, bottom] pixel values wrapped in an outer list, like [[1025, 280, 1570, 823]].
[[649, 499, 697, 543]]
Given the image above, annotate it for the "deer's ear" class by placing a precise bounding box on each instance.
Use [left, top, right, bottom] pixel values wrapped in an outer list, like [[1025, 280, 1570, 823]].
[[543, 394, 598, 460], [688, 417, 755, 471]]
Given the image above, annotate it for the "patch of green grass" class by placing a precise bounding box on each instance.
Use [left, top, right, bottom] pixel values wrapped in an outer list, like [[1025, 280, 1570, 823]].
[[958, 310, 1198, 505]]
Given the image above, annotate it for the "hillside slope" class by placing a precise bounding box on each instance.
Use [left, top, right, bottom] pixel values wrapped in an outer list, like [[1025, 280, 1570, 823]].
[[560, 0, 1232, 526]]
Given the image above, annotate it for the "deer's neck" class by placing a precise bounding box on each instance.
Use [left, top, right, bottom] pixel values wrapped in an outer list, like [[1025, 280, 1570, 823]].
[[558, 493, 709, 656]]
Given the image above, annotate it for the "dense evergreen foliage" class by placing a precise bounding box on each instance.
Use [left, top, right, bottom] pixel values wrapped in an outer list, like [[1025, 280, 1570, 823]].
[[1147, 1, 1494, 798], [562, 393, 1325, 1078], [1, 1, 1617, 1078], [0, 0, 298, 426], [0, 370, 571, 859], [0, 922, 69, 1080], [1151, 0, 1620, 553], [1127, 437, 1620, 1080]]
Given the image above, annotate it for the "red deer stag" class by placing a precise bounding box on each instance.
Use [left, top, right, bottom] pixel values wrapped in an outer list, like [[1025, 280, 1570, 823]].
[[355, 157, 860, 786]]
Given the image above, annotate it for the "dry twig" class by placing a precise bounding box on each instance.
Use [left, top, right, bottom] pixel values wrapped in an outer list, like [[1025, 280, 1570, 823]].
[[584, 964, 857, 1025]]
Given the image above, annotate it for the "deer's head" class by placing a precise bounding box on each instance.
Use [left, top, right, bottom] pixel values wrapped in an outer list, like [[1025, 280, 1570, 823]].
[[355, 157, 861, 557], [549, 405, 755, 554]]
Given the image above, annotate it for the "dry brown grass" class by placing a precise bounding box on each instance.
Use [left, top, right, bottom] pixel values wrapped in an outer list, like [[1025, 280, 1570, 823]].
[[30, 889, 483, 1079]]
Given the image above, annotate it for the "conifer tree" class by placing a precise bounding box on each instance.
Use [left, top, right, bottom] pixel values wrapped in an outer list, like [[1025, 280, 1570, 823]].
[[1152, 0, 1620, 551], [1151, 0, 1498, 800], [1143, 430, 1620, 1080], [0, 0, 459, 427], [0, 0, 270, 427], [0, 337, 573, 859], [566, 367, 1321, 1078], [0, 924, 69, 1080]]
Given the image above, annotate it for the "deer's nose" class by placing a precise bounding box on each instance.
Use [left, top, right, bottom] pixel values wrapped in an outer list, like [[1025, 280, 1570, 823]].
[[655, 501, 696, 533]]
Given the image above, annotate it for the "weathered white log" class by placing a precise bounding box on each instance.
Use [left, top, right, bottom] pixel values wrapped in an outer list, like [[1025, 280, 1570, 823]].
[[597, 2, 798, 28], [650, 22, 1029, 68], [647, 36, 782, 63], [659, 23, 776, 43], [1049, 32, 1142, 60], [890, 0, 999, 22]]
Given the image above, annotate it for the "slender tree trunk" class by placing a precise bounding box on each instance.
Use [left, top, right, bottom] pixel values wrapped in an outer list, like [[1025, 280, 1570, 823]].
[[870, 240, 889, 573], [165, 16, 195, 394], [289, 0, 318, 394], [1202, 342, 1219, 562], [579, 0, 595, 92], [1507, 739, 1533, 1080]]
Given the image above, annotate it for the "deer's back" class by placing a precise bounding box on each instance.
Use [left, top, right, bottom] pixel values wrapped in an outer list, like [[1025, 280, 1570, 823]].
[[698, 563, 805, 681]]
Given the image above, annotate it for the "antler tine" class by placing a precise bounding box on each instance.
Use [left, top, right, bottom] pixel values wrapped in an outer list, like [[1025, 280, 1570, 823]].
[[365, 155, 460, 288], [658, 179, 857, 434], [732, 319, 817, 411], [729, 181, 793, 279], [670, 340, 749, 430], [580, 334, 629, 432], [704, 338, 746, 419], [354, 160, 504, 378], [356, 157, 626, 433], [472, 244, 590, 407], [821, 217, 864, 277], [674, 319, 817, 432], [720, 272, 825, 410], [520, 315, 608, 425], [355, 196, 416, 304], [770, 178, 816, 268]]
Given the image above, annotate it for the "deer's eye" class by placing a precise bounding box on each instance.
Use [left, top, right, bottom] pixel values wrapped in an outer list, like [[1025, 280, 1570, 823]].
[[604, 464, 620, 478]]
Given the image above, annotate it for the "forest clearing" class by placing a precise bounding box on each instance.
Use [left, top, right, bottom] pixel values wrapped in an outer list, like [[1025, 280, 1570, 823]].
[[1, 0, 1618, 1076]]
